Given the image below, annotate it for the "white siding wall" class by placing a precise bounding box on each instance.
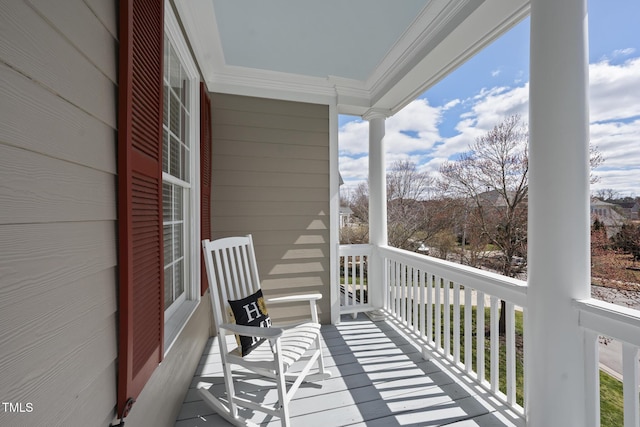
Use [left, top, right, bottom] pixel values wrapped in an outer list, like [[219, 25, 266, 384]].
[[0, 1, 118, 426], [211, 94, 331, 323]]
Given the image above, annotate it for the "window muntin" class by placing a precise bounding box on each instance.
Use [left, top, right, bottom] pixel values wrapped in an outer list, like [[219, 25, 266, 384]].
[[163, 183, 185, 309], [163, 37, 191, 184]]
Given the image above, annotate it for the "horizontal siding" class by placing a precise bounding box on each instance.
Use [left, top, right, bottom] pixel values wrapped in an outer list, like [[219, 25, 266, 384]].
[[212, 107, 328, 132], [0, 268, 116, 386], [84, 0, 118, 38], [61, 361, 118, 427], [0, 221, 117, 305], [0, 1, 118, 426], [212, 215, 328, 232], [209, 200, 328, 216], [0, 1, 116, 127], [212, 230, 327, 248], [0, 63, 116, 173], [29, 0, 118, 82], [211, 93, 331, 324], [0, 277, 117, 426], [0, 144, 116, 224], [212, 139, 328, 161], [214, 125, 328, 147], [213, 154, 328, 174], [213, 169, 328, 189], [212, 185, 329, 202]]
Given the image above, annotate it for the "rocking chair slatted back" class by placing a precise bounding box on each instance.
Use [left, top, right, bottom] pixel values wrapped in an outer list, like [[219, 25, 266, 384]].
[[203, 235, 261, 332]]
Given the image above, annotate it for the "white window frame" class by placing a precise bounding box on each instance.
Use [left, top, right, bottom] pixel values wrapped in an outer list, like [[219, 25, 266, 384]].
[[163, 2, 201, 354]]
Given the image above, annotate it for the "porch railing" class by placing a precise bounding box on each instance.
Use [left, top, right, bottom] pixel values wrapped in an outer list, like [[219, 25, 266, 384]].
[[338, 244, 372, 315], [378, 245, 527, 414], [338, 243, 640, 426], [576, 298, 640, 427]]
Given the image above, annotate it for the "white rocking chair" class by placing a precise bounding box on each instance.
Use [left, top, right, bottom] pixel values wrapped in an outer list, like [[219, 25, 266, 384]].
[[199, 235, 331, 426]]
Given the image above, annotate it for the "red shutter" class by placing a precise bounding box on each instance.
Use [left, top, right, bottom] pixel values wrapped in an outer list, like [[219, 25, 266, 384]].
[[200, 83, 212, 295], [117, 0, 164, 418]]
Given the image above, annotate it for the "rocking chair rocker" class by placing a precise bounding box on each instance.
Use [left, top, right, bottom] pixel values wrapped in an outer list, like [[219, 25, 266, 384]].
[[199, 235, 331, 426]]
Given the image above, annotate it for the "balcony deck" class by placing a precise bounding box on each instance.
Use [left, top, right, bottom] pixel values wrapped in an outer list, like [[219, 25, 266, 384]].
[[175, 314, 524, 427]]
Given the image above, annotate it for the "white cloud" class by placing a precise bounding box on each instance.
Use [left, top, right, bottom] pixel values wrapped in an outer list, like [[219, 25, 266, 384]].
[[443, 99, 460, 110], [467, 84, 529, 128], [431, 84, 529, 161], [384, 98, 441, 154], [589, 57, 640, 122], [339, 57, 640, 196], [589, 118, 640, 196], [612, 48, 636, 58], [591, 168, 640, 198], [339, 98, 444, 189], [338, 119, 369, 155], [338, 155, 369, 182], [432, 58, 639, 194], [588, 60, 640, 195], [338, 98, 443, 157]]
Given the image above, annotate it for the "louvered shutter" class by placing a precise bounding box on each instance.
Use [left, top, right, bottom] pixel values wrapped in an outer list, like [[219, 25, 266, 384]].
[[200, 83, 212, 295], [116, 0, 164, 418]]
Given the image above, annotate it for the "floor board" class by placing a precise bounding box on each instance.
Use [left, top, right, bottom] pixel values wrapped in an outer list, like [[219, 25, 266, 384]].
[[175, 315, 524, 427]]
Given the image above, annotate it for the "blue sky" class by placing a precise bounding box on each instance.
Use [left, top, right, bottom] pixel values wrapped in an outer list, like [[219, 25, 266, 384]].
[[339, 0, 640, 198]]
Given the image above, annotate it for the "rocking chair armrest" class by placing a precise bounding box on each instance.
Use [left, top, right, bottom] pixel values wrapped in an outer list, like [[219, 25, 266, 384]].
[[219, 323, 284, 339], [266, 293, 322, 304]]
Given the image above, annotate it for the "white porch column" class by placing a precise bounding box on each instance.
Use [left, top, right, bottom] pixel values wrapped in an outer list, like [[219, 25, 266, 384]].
[[364, 111, 388, 310], [527, 0, 590, 426]]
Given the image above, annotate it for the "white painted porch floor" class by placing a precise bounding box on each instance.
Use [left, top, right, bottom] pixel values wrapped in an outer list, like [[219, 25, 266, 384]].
[[175, 314, 525, 427]]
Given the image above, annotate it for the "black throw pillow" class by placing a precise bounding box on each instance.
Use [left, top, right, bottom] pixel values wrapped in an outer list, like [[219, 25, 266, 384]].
[[228, 289, 272, 356]]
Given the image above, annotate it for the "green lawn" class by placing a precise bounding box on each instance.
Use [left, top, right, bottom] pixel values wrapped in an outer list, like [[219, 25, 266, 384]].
[[600, 370, 625, 427]]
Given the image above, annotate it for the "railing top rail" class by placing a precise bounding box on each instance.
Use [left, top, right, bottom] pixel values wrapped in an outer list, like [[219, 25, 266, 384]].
[[379, 244, 528, 307], [575, 298, 640, 347], [338, 244, 373, 255]]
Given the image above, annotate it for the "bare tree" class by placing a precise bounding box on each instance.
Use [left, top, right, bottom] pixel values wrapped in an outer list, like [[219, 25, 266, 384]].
[[594, 188, 619, 202], [387, 159, 432, 201], [343, 160, 451, 250], [339, 182, 369, 245], [349, 181, 369, 225], [440, 114, 604, 333], [589, 145, 604, 185], [387, 160, 434, 250], [439, 114, 529, 280]]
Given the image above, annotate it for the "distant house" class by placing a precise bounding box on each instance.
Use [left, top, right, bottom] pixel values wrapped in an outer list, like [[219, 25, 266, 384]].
[[473, 189, 528, 209], [590, 197, 626, 237], [339, 206, 353, 228], [612, 200, 640, 220]]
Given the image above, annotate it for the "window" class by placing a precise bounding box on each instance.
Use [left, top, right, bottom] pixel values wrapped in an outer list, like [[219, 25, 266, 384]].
[[162, 4, 201, 344], [163, 34, 190, 317]]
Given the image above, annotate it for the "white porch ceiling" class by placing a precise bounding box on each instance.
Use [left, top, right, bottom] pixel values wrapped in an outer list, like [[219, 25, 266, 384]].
[[175, 0, 530, 116], [211, 0, 428, 81]]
